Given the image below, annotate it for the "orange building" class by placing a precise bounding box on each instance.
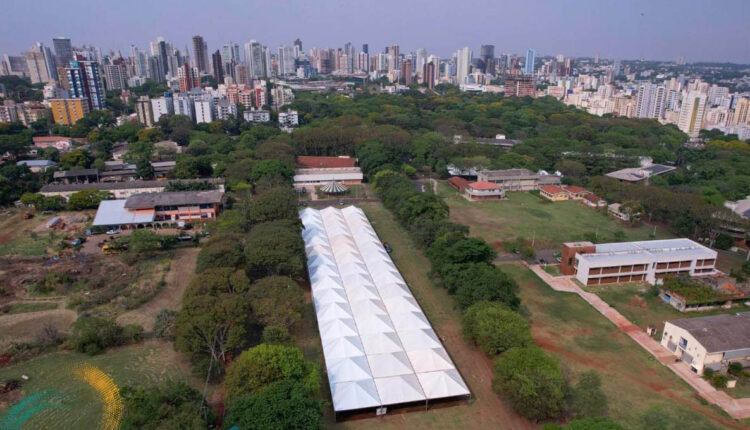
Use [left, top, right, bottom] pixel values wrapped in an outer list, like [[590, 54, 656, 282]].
[[50, 98, 89, 125]]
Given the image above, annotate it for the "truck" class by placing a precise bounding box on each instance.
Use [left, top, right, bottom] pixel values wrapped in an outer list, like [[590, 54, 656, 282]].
[[102, 242, 127, 255]]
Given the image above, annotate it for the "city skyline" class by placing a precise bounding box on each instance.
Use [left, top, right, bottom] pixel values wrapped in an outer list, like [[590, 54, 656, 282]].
[[2, 0, 749, 64]]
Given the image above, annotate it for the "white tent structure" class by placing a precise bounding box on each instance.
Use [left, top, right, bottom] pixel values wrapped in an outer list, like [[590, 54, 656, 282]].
[[300, 206, 470, 414]]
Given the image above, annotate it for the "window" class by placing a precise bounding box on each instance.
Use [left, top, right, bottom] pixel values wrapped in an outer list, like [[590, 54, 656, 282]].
[[568, 257, 573, 266], [679, 337, 688, 349]]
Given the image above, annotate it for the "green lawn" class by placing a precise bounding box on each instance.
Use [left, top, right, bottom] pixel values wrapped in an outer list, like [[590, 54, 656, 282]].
[[438, 182, 672, 249], [584, 282, 750, 333], [0, 341, 192, 430], [2, 301, 59, 315], [0, 211, 59, 256], [501, 264, 741, 430]]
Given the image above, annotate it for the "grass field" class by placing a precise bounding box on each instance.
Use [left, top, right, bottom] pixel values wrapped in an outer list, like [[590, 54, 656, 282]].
[[438, 182, 672, 249], [0, 211, 59, 256], [584, 282, 750, 333], [0, 340, 193, 430], [502, 263, 747, 430], [300, 201, 533, 430], [2, 301, 59, 315]]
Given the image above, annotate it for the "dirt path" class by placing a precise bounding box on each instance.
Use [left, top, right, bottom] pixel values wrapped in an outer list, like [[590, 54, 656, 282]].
[[116, 248, 198, 331]]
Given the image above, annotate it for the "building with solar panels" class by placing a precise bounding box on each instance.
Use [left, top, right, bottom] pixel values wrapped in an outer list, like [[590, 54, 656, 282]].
[[300, 206, 470, 418]]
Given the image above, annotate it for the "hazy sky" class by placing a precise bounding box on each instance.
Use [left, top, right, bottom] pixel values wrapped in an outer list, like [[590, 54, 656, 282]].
[[2, 0, 749, 63]]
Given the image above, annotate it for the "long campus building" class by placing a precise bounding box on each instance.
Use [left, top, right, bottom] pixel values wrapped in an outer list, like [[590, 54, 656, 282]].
[[561, 238, 717, 286], [477, 168, 561, 191], [92, 190, 224, 229], [300, 206, 469, 416]]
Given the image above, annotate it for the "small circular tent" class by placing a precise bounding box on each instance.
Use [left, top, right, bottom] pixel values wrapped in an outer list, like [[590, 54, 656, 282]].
[[320, 181, 348, 195]]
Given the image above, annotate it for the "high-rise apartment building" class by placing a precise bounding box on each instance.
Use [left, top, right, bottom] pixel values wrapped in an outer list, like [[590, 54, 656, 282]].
[[455, 47, 472, 85], [634, 83, 667, 119], [730, 97, 749, 126], [178, 63, 199, 92], [52, 37, 73, 67], [135, 96, 154, 127], [173, 94, 194, 121], [103, 60, 128, 91], [24, 44, 54, 84], [245, 41, 267, 79], [67, 58, 105, 110], [401, 59, 413, 85], [423, 62, 436, 89], [151, 94, 174, 122], [678, 92, 707, 136], [211, 50, 224, 83], [192, 35, 209, 74], [505, 75, 535, 97], [524, 49, 536, 75]]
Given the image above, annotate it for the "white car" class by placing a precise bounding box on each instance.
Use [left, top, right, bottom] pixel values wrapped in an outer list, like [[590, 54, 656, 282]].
[[106, 229, 120, 235]]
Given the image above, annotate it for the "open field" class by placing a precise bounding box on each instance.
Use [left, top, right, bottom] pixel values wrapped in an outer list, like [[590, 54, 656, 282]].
[[438, 182, 672, 249], [0, 210, 60, 256], [0, 340, 194, 430], [502, 263, 748, 429], [298, 201, 534, 430], [584, 282, 750, 333], [1, 301, 59, 315], [116, 248, 198, 331]]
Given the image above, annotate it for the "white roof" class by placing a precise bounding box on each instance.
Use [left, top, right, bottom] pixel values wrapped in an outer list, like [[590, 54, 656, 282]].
[[579, 238, 717, 267], [92, 199, 154, 226], [300, 206, 469, 412]]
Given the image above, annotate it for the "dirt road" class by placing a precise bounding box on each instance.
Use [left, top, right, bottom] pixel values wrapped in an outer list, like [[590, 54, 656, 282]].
[[117, 248, 198, 331]]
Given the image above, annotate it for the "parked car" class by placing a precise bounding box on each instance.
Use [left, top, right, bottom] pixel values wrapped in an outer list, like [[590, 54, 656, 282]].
[[106, 229, 120, 235], [383, 242, 393, 253]]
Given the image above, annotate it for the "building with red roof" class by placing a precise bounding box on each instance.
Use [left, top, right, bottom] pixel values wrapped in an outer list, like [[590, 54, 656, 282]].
[[540, 185, 569, 201], [581, 193, 607, 209], [447, 176, 471, 192], [297, 156, 357, 169], [562, 185, 589, 200], [465, 181, 505, 201]]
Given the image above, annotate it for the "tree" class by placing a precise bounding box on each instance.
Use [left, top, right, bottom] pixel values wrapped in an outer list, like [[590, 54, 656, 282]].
[[224, 344, 319, 401], [493, 346, 567, 421], [442, 263, 520, 309], [244, 221, 305, 280], [224, 379, 323, 430], [59, 149, 93, 169], [125, 229, 168, 254], [463, 301, 531, 355], [248, 187, 299, 224], [135, 157, 155, 179], [67, 189, 112, 210], [153, 309, 178, 340], [195, 233, 245, 273], [248, 276, 305, 329], [427, 237, 497, 270], [569, 371, 608, 419], [249, 159, 294, 184], [713, 233, 734, 250], [120, 380, 212, 430]]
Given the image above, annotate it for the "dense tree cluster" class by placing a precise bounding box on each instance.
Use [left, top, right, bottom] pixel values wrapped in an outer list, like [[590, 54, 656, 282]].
[[119, 380, 213, 430]]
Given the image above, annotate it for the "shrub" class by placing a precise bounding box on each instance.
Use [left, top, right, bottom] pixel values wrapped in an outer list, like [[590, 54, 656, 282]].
[[224, 344, 319, 401], [70, 316, 124, 355], [224, 379, 323, 430], [123, 324, 144, 343], [493, 346, 567, 420], [714, 233, 734, 250], [728, 362, 746, 377], [462, 301, 531, 355], [710, 373, 729, 388], [543, 417, 624, 430], [153, 309, 178, 340], [120, 380, 212, 430]]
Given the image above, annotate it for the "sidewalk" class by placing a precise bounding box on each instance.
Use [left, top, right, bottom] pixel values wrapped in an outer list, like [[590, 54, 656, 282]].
[[528, 264, 750, 420]]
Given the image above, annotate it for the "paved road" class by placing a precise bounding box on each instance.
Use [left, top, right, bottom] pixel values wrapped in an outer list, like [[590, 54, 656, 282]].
[[528, 264, 750, 420]]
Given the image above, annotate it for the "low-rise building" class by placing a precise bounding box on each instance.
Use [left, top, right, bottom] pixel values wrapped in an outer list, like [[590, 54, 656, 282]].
[[41, 178, 224, 200], [563, 185, 588, 200], [561, 238, 717, 286], [17, 159, 57, 173], [581, 193, 607, 209], [540, 185, 569, 201], [608, 203, 631, 222], [477, 168, 561, 191], [605, 163, 676, 184], [465, 181, 505, 201], [279, 110, 299, 132], [243, 109, 270, 123], [92, 190, 224, 229], [32, 136, 86, 153], [447, 176, 471, 192], [661, 312, 750, 375], [293, 156, 362, 186]]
